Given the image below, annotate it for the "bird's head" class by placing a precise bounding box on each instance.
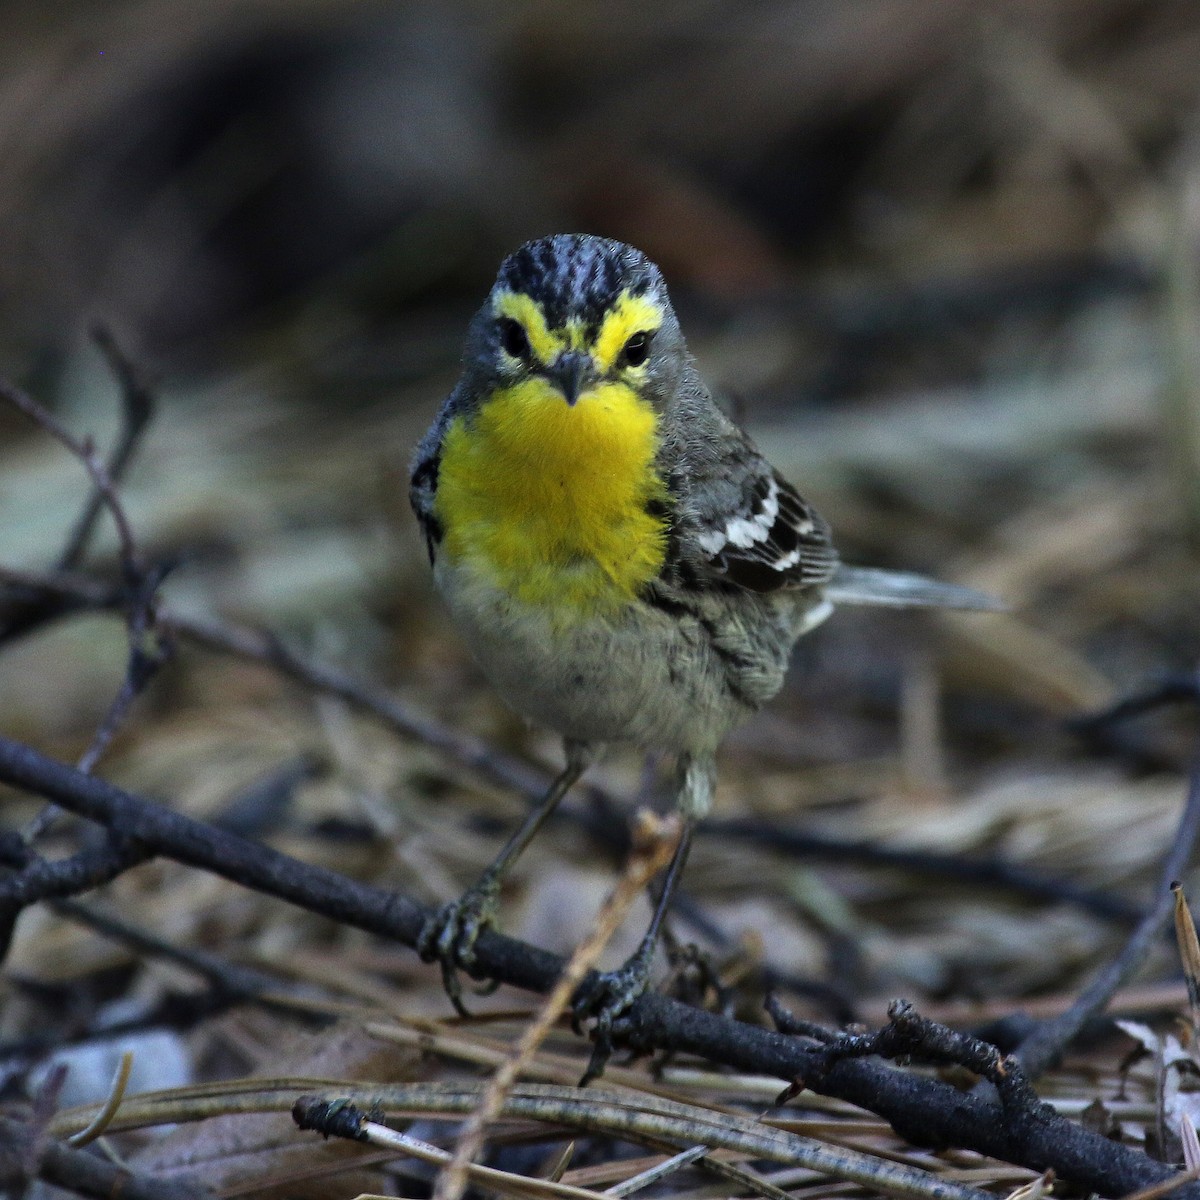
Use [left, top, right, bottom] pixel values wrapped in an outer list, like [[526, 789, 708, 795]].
[[462, 234, 686, 413]]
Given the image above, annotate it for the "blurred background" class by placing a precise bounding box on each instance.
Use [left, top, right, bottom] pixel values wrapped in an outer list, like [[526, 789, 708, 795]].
[[4, 0, 1200, 1083]]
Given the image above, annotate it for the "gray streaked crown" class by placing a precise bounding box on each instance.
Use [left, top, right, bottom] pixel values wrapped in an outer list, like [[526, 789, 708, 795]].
[[494, 234, 665, 330]]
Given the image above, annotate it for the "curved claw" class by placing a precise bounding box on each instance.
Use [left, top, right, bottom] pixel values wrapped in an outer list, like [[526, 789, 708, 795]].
[[418, 880, 501, 1016], [573, 948, 655, 1084]]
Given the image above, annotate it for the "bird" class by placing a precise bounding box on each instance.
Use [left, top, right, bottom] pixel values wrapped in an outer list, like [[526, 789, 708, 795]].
[[410, 233, 999, 1076]]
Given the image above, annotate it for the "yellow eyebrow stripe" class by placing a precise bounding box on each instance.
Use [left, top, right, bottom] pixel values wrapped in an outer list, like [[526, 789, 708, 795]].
[[492, 291, 565, 366], [491, 287, 664, 373], [592, 291, 664, 373]]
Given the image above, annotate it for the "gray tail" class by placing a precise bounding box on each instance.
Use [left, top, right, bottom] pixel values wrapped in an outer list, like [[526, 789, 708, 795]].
[[825, 565, 1005, 612]]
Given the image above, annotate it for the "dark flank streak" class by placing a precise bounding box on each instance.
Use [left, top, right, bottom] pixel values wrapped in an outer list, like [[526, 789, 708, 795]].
[[409, 455, 443, 563]]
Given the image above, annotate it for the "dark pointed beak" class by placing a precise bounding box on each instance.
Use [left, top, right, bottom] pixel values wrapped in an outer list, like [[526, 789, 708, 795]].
[[549, 350, 594, 406]]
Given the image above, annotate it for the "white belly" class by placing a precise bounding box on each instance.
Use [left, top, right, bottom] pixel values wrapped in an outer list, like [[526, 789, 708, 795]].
[[434, 559, 757, 756]]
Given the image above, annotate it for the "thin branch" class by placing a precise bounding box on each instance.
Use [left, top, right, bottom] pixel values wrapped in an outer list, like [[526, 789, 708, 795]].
[[0, 832, 150, 907], [166, 609, 558, 803], [794, 999, 1042, 1120], [300, 1102, 610, 1200], [0, 733, 1195, 1200], [57, 324, 157, 572], [1067, 673, 1200, 773], [435, 813, 681, 1200], [0, 328, 156, 650], [0, 378, 140, 580], [0, 373, 168, 846], [0, 828, 152, 961], [50, 896, 302, 1005], [0, 1111, 211, 1199], [0, 932, 291, 1071], [292, 1084, 995, 1200], [69, 561, 174, 783], [1012, 746, 1200, 1079], [1068, 673, 1200, 732], [702, 817, 1140, 924], [4, 565, 172, 913], [0, 563, 120, 610]]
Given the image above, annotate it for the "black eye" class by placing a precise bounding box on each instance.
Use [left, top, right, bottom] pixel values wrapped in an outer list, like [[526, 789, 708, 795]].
[[622, 331, 651, 368], [499, 318, 530, 360]]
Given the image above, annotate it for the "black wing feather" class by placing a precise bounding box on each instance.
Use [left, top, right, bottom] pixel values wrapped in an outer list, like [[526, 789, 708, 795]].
[[699, 471, 837, 594]]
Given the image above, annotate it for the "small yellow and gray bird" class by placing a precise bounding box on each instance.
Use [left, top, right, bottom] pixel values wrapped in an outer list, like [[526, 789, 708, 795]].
[[410, 233, 998, 1069]]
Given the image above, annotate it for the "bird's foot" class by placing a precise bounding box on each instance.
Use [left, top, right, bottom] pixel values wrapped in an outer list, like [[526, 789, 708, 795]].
[[572, 943, 656, 1084], [417, 878, 502, 1016]]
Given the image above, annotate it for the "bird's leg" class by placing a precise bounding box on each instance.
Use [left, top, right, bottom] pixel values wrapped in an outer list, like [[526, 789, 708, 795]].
[[574, 819, 695, 1083], [419, 740, 592, 1014], [573, 752, 713, 1082]]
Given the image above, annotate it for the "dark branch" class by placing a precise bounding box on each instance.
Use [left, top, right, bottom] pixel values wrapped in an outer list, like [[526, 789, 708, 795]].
[[798, 999, 1041, 1112], [0, 733, 1192, 1200], [0, 332, 156, 651], [1011, 746, 1200, 1079], [702, 817, 1140, 924], [0, 372, 170, 843], [0, 1110, 211, 1199], [1070, 673, 1200, 732], [0, 827, 152, 960], [51, 895, 299, 1004], [57, 324, 157, 572], [0, 378, 140, 580], [0, 832, 150, 906], [73, 561, 174, 781]]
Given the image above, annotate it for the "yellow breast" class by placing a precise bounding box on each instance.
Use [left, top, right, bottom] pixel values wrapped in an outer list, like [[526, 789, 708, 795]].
[[434, 378, 667, 616]]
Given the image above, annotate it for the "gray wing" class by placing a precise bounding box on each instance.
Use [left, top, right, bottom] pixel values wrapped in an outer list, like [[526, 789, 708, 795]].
[[688, 466, 838, 593], [662, 387, 838, 595]]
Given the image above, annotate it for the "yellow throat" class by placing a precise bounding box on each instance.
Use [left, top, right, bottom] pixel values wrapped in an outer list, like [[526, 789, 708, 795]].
[[435, 376, 668, 616]]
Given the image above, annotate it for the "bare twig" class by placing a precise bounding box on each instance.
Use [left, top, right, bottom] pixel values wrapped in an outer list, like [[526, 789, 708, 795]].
[[57, 324, 157, 572], [1012, 747, 1200, 1079], [0, 1111, 210, 1200], [0, 831, 149, 902], [796, 998, 1043, 1122], [0, 331, 155, 650], [50, 896, 303, 1005], [701, 816, 1139, 924], [293, 1082, 995, 1200], [435, 813, 681, 1200], [71, 561, 174, 781], [0, 830, 151, 960], [0, 563, 120, 609], [0, 568, 172, 936], [0, 378, 140, 579], [2, 734, 1196, 1200], [0, 371, 168, 846], [1069, 673, 1200, 731], [295, 1098, 610, 1200], [164, 609, 559, 803]]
